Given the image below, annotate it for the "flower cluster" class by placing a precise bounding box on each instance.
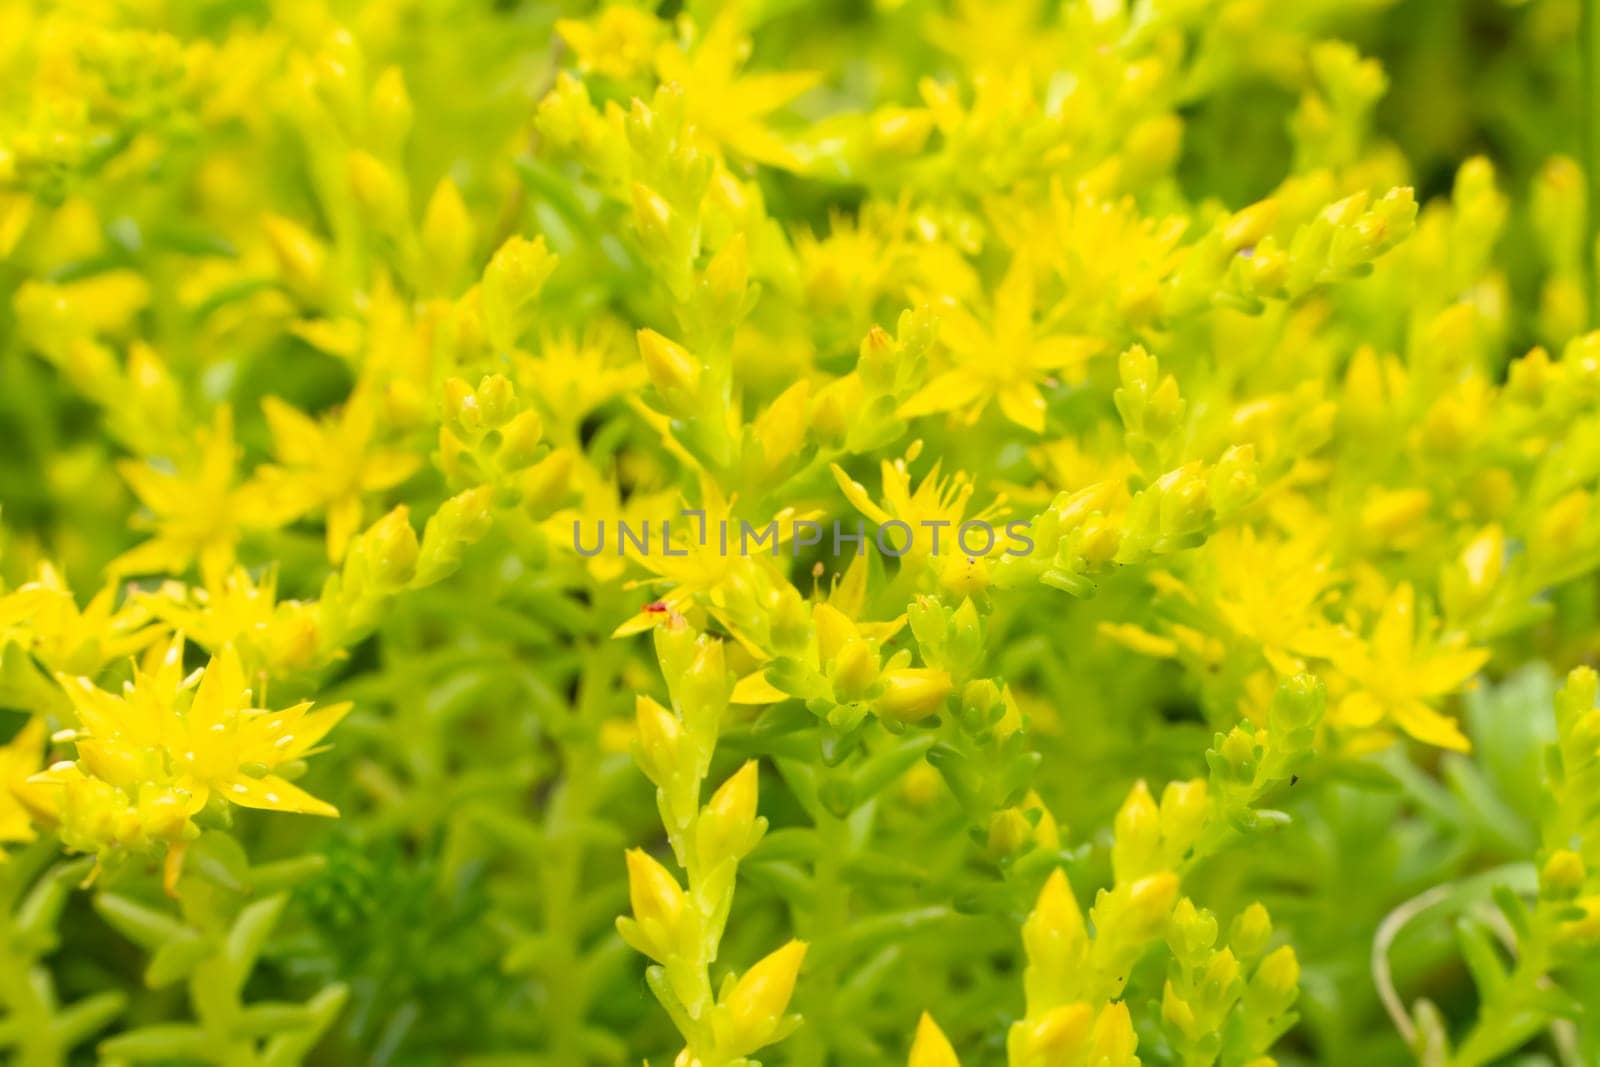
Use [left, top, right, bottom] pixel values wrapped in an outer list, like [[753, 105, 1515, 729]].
[[2, 0, 1600, 1064]]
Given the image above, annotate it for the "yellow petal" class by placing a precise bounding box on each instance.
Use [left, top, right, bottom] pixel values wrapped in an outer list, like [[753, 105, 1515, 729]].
[[1335, 690, 1386, 728], [327, 495, 364, 564], [896, 369, 987, 422], [190, 645, 248, 732], [732, 671, 788, 705], [909, 1013, 961, 1067], [829, 464, 894, 526], [261, 396, 325, 466], [997, 380, 1046, 433], [1370, 582, 1415, 664], [1413, 645, 1490, 695], [219, 774, 338, 817], [1393, 700, 1471, 752], [730, 71, 823, 117]]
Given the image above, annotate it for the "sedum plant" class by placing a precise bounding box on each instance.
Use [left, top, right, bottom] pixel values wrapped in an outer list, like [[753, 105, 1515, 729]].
[[1, 0, 1600, 1064]]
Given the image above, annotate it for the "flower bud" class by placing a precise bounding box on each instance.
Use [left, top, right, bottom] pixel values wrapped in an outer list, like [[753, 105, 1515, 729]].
[[1269, 673, 1325, 754], [987, 807, 1032, 859], [1224, 198, 1278, 252], [421, 178, 474, 294], [475, 374, 517, 429], [348, 150, 406, 233], [1125, 114, 1181, 178], [1112, 780, 1161, 882], [1026, 792, 1061, 849], [443, 377, 483, 438], [719, 940, 808, 1056], [1145, 375, 1185, 438], [1158, 779, 1208, 860], [1246, 239, 1289, 294], [1507, 346, 1553, 401], [752, 381, 810, 474], [369, 66, 413, 155], [958, 678, 1002, 733], [1024, 869, 1087, 966], [638, 328, 703, 410], [1123, 871, 1180, 938], [622, 848, 688, 963], [1229, 902, 1273, 959], [1462, 524, 1505, 590], [876, 668, 952, 724], [362, 506, 419, 587], [700, 761, 762, 865], [1209, 445, 1258, 516], [1542, 849, 1586, 897], [631, 182, 675, 262], [1535, 490, 1591, 558], [1118, 344, 1158, 399], [1212, 724, 1258, 785], [1013, 1003, 1092, 1064], [262, 215, 327, 300], [496, 409, 545, 471], [1074, 515, 1121, 566], [1201, 947, 1242, 999], [1162, 981, 1198, 1037], [1248, 945, 1299, 1016], [1156, 465, 1210, 537], [678, 638, 729, 736], [909, 1012, 961, 1067], [703, 232, 750, 320], [482, 235, 556, 350], [1168, 898, 1218, 964], [634, 695, 683, 788], [432, 486, 494, 544]]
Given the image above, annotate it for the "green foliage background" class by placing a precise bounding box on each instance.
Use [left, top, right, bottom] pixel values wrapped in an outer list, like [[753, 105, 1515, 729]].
[[2, 1, 1600, 1066]]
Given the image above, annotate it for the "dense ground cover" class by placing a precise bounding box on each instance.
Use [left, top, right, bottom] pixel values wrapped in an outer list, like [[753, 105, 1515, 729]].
[[2, 1, 1600, 1064]]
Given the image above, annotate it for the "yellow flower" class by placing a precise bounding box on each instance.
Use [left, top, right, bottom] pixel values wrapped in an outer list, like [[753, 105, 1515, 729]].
[[1199, 527, 1345, 675], [603, 479, 822, 653], [514, 321, 646, 440], [832, 447, 1010, 592], [140, 567, 321, 673], [38, 638, 348, 852], [795, 202, 934, 319], [3, 562, 156, 676], [900, 254, 1100, 432], [654, 8, 820, 168], [556, 5, 663, 82], [1038, 187, 1189, 328], [1328, 582, 1488, 751], [924, 0, 1067, 79], [0, 717, 55, 848], [252, 394, 420, 562], [112, 407, 277, 587]]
